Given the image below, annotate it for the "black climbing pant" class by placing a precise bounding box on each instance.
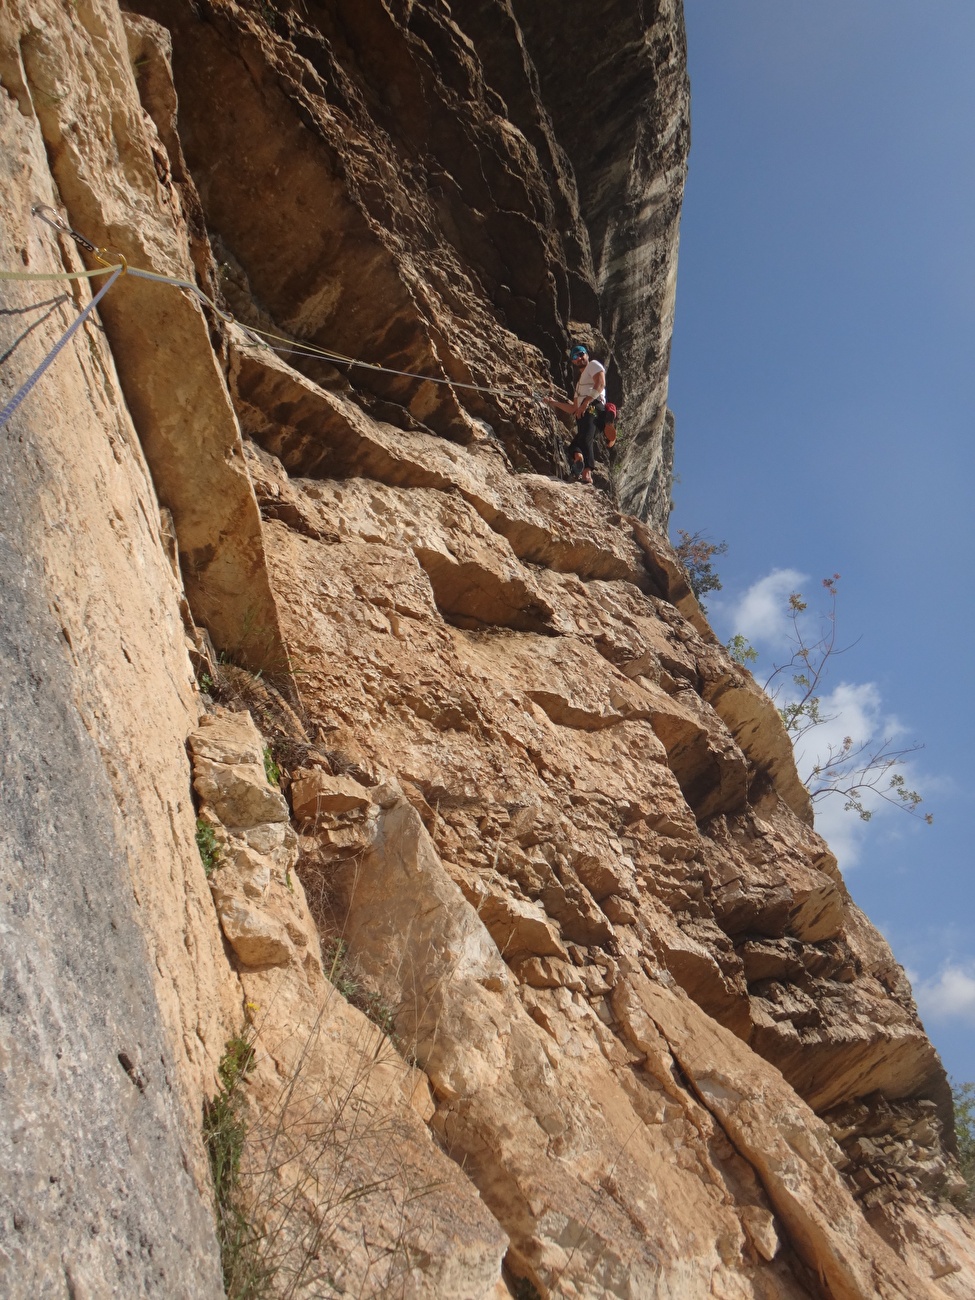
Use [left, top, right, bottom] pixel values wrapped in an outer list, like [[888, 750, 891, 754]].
[[569, 409, 598, 470]]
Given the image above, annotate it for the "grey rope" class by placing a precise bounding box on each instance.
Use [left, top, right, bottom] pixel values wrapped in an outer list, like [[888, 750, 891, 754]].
[[0, 266, 123, 432]]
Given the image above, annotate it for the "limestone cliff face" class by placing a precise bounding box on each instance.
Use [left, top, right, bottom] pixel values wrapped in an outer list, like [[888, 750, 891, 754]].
[[1, 2, 973, 1297]]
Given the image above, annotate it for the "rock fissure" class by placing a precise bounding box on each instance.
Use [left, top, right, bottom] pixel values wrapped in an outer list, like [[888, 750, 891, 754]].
[[2, 1, 973, 1296], [617, 978, 942, 1300]]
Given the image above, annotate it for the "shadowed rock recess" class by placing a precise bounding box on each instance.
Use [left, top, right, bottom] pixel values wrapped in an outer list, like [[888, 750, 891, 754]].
[[0, 1, 972, 1296]]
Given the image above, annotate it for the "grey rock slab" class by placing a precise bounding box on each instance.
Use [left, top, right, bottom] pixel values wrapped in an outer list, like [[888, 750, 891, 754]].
[[0, 365, 222, 1297]]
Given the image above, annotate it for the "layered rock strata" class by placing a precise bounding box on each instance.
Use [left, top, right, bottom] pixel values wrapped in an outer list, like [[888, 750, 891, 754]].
[[126, 0, 687, 523], [1, 1, 973, 1297], [240, 396, 972, 1297]]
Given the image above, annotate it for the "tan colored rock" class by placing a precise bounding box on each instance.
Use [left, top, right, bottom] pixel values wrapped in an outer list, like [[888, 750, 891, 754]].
[[740, 1204, 780, 1262], [510, 956, 586, 992], [629, 517, 713, 637], [215, 897, 294, 967], [455, 628, 749, 816], [738, 938, 806, 983], [231, 340, 652, 587], [638, 679, 750, 818], [5, 0, 289, 675], [241, 821, 293, 856], [193, 758, 290, 829], [187, 709, 267, 766], [280, 474, 558, 634], [228, 843, 272, 899], [867, 1202, 975, 1299], [474, 890, 571, 961], [601, 895, 638, 925], [614, 972, 942, 1300], [699, 645, 815, 825], [185, 712, 263, 759], [647, 913, 751, 1037], [0, 14, 240, 1283], [4, 0, 970, 1292], [234, 963, 510, 1298], [570, 846, 638, 902], [189, 711, 319, 976], [290, 770, 373, 819], [259, 436, 970, 1291], [330, 784, 842, 1297]]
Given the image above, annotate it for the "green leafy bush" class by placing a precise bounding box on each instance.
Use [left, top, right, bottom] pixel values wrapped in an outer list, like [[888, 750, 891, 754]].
[[262, 744, 281, 787], [727, 634, 758, 667], [954, 1080, 975, 1209], [673, 529, 727, 607], [196, 818, 220, 877], [204, 1035, 272, 1298]]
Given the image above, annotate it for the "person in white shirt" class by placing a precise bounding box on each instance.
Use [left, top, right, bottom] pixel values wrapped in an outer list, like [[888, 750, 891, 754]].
[[544, 344, 606, 485]]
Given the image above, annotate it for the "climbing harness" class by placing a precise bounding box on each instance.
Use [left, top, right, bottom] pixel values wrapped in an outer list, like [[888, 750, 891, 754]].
[[0, 205, 546, 426]]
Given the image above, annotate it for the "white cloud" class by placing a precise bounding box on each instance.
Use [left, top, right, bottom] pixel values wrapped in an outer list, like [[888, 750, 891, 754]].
[[793, 680, 886, 774], [728, 568, 807, 648], [810, 796, 870, 869], [785, 679, 922, 868], [724, 571, 929, 872], [913, 965, 975, 1026]]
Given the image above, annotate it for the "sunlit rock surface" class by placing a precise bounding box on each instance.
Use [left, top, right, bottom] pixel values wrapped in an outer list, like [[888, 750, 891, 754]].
[[2, 0, 973, 1295]]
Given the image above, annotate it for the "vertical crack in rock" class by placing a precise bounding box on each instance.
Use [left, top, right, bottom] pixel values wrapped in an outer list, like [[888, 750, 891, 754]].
[[614, 975, 945, 1300], [2, 0, 973, 1295]]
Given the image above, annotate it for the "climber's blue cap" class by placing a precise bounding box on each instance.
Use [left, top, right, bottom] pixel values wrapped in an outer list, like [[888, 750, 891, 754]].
[[570, 345, 588, 360]]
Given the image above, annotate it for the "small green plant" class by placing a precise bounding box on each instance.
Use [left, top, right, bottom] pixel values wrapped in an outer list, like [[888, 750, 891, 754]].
[[204, 1034, 272, 1298], [727, 633, 758, 667], [324, 937, 359, 1000], [196, 818, 220, 877], [262, 744, 281, 787], [199, 670, 214, 694], [673, 529, 728, 607], [952, 1080, 975, 1209], [218, 1033, 257, 1092], [322, 938, 398, 1040]]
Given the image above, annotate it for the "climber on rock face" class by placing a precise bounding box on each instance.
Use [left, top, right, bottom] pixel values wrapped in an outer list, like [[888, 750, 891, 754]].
[[543, 344, 606, 485]]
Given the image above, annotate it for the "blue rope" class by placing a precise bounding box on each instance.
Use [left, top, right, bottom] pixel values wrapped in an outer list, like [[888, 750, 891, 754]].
[[0, 265, 123, 432]]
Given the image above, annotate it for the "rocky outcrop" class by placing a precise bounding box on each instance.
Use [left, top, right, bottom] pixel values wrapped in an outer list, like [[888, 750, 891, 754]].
[[0, 26, 231, 1286], [0, 382, 224, 1296], [250, 389, 963, 1294], [1, 0, 972, 1297], [125, 0, 687, 524], [515, 0, 689, 520], [187, 709, 510, 1294]]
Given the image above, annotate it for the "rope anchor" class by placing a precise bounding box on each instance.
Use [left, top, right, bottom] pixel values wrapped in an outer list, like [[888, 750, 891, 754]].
[[2, 204, 539, 428], [0, 264, 124, 432]]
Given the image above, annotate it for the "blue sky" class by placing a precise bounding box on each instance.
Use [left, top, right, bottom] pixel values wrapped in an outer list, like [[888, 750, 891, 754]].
[[669, 1, 975, 1083]]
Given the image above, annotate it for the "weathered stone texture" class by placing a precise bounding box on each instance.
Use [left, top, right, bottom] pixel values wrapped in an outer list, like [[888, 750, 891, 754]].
[[1, 0, 971, 1297], [0, 69, 225, 1291], [252, 395, 963, 1295], [515, 0, 690, 520], [124, 0, 687, 523]]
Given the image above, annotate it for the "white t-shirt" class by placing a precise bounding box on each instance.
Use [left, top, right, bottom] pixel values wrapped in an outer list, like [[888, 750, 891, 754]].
[[574, 359, 606, 407]]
